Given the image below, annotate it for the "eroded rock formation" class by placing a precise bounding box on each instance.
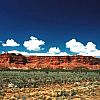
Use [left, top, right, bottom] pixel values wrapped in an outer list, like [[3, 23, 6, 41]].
[[0, 53, 100, 70]]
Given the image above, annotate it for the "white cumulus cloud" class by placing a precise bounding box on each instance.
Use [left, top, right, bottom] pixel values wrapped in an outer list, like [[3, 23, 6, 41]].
[[48, 47, 60, 54], [66, 39, 85, 53], [23, 36, 45, 51], [2, 49, 70, 56], [66, 39, 100, 56], [2, 39, 20, 47], [86, 42, 96, 52], [57, 52, 70, 56], [2, 50, 29, 56], [47, 47, 69, 56]]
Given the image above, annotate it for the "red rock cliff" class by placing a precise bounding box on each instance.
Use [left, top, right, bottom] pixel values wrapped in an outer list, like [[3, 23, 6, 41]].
[[0, 53, 100, 70]]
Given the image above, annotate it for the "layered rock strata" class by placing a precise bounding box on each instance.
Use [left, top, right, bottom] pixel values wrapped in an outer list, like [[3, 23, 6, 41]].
[[0, 53, 100, 70]]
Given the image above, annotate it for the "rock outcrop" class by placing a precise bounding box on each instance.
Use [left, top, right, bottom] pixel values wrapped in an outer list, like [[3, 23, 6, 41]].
[[0, 53, 100, 70]]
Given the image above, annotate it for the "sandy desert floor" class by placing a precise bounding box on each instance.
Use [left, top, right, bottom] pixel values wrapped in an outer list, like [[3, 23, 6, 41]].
[[0, 71, 100, 100]]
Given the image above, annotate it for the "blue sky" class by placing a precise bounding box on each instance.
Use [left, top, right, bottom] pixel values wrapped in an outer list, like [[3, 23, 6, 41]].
[[0, 0, 100, 56]]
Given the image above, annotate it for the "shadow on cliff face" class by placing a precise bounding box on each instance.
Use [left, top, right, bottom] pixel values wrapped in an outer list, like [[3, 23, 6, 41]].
[[9, 53, 28, 65]]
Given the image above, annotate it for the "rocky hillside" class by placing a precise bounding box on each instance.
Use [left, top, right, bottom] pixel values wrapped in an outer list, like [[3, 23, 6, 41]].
[[0, 53, 100, 70]]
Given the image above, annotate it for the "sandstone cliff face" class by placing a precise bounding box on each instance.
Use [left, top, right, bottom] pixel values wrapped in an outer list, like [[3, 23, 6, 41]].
[[0, 53, 100, 70]]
